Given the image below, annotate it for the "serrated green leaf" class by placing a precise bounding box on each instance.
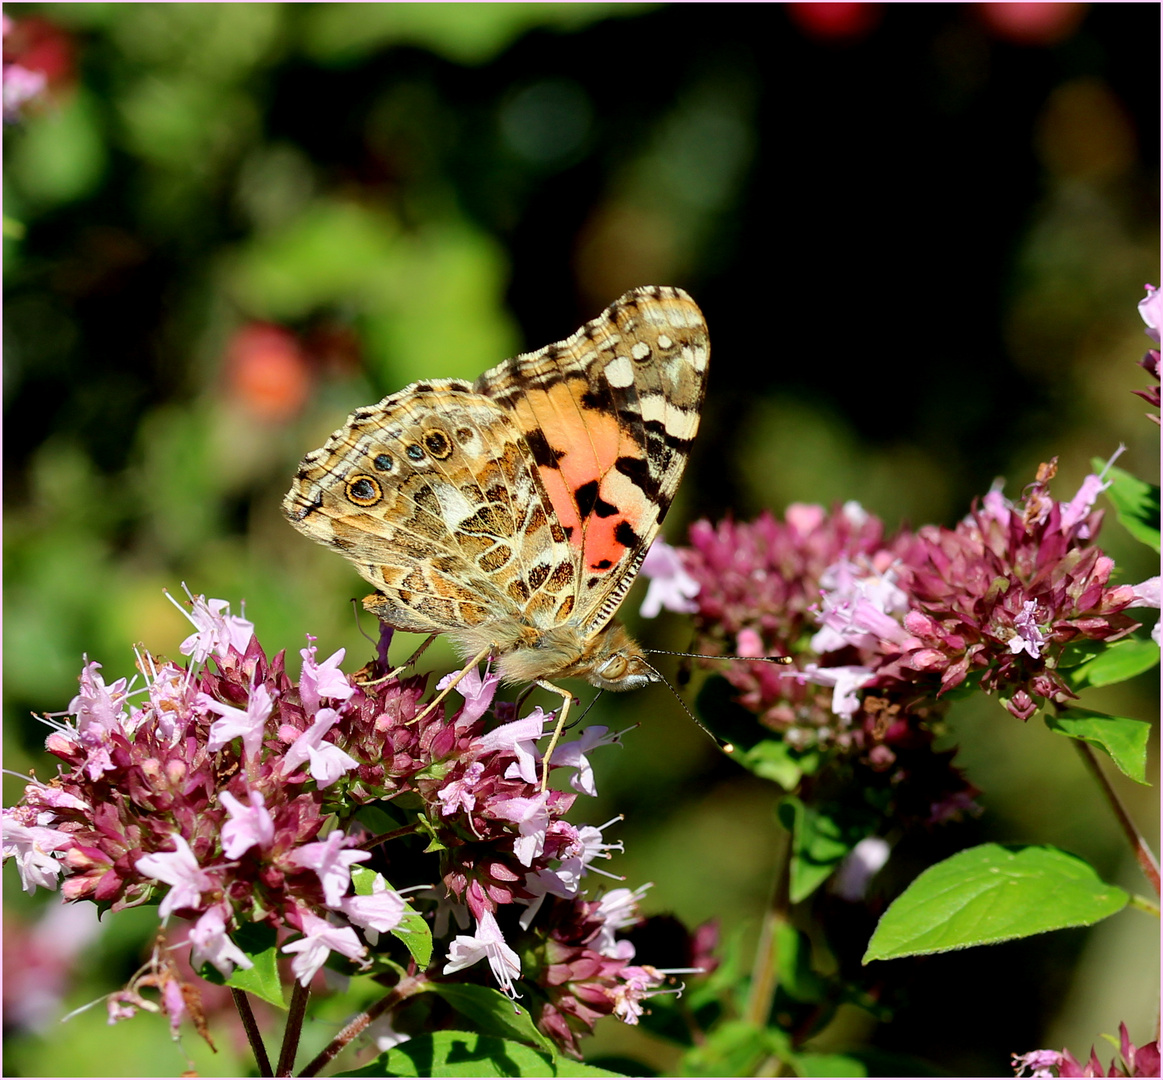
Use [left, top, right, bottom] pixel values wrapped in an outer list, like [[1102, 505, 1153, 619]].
[[1063, 637, 1160, 691], [351, 867, 434, 967], [217, 921, 285, 1008], [1094, 462, 1161, 552], [393, 908, 433, 968], [344, 1031, 554, 1077], [777, 797, 876, 903], [1044, 708, 1151, 784], [863, 844, 1127, 962], [424, 982, 556, 1056]]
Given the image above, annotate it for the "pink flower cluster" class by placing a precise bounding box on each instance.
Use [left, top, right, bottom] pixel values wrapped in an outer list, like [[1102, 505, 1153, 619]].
[[880, 458, 1141, 719], [2, 589, 681, 1056], [641, 455, 1153, 823], [1013, 1022, 1160, 1077], [1135, 284, 1161, 425]]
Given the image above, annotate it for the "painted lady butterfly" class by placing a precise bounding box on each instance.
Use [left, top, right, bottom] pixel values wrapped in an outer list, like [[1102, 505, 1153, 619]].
[[283, 286, 709, 765]]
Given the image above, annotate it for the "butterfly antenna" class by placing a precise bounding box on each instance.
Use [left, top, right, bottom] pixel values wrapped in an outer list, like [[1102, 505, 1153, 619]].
[[572, 690, 604, 728], [351, 598, 379, 649], [639, 657, 735, 755]]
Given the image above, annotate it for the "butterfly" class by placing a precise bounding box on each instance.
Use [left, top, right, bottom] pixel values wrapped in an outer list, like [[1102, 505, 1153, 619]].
[[283, 286, 709, 774]]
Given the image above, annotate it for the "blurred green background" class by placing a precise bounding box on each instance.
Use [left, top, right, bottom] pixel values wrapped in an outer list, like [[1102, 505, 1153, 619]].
[[3, 3, 1159, 1075]]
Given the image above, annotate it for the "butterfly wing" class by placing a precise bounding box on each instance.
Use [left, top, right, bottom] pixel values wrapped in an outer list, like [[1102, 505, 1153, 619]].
[[474, 286, 709, 634], [283, 379, 580, 639]]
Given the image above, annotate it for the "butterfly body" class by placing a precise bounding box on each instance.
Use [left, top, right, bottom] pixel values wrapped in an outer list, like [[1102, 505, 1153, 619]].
[[283, 285, 709, 697]]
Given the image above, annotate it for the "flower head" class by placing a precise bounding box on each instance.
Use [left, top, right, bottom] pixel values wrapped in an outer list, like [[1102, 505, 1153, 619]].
[[639, 538, 701, 617], [3, 589, 688, 1058], [1012, 1022, 1160, 1077]]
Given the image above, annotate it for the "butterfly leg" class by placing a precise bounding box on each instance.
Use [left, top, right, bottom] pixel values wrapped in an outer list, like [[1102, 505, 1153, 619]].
[[411, 644, 494, 725], [356, 633, 442, 689], [387, 633, 439, 681], [535, 680, 579, 793]]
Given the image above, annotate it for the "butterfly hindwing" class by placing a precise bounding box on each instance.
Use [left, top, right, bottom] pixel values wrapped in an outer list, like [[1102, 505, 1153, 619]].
[[284, 379, 578, 635]]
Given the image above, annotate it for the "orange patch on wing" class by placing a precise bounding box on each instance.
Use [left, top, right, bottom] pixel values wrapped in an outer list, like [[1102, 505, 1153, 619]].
[[539, 465, 583, 543], [581, 468, 653, 574]]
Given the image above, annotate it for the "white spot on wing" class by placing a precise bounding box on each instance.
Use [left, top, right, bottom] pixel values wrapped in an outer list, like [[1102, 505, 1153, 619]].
[[604, 355, 634, 388]]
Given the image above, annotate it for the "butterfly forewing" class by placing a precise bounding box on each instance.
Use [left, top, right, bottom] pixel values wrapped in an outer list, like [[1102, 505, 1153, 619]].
[[473, 286, 709, 633]]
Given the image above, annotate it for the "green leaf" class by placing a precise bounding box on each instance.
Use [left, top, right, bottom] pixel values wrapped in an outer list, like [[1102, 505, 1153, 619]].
[[351, 867, 434, 968], [553, 1059, 630, 1077], [792, 1049, 942, 1076], [696, 675, 816, 787], [1057, 639, 1108, 670], [681, 1019, 790, 1077], [215, 921, 285, 1008], [1094, 462, 1161, 552], [777, 797, 877, 903], [424, 983, 556, 1056], [740, 739, 816, 789], [773, 919, 832, 1004], [864, 844, 1127, 962], [345, 1031, 555, 1077], [1044, 708, 1151, 784], [1063, 637, 1160, 691], [788, 1052, 872, 1077]]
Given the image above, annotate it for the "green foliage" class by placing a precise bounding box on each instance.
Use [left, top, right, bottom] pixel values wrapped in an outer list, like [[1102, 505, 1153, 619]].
[[1044, 708, 1153, 785], [420, 984, 556, 1058], [1061, 636, 1160, 691], [350, 1031, 556, 1078], [777, 797, 877, 903], [351, 867, 434, 969], [1094, 461, 1161, 552], [863, 844, 1128, 962], [697, 675, 820, 788], [215, 921, 287, 1008]]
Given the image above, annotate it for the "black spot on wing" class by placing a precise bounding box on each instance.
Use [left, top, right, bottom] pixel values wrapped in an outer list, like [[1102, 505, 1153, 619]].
[[614, 454, 658, 499], [524, 428, 566, 470], [574, 480, 619, 519], [614, 520, 640, 549]]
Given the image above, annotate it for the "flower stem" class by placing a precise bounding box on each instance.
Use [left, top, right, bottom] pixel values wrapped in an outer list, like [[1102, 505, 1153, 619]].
[[297, 975, 428, 1077], [744, 830, 791, 1029], [277, 981, 311, 1077], [231, 988, 273, 1077], [1127, 892, 1162, 916], [1075, 740, 1161, 896], [360, 822, 424, 848]]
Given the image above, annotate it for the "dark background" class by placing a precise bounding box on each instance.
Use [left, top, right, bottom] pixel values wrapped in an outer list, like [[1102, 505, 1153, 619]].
[[3, 4, 1158, 1075]]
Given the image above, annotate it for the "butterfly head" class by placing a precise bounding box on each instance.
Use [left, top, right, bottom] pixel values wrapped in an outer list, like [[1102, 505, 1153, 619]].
[[573, 620, 660, 693]]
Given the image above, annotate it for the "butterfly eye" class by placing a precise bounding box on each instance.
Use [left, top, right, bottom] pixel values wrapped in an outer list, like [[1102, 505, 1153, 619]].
[[600, 654, 629, 681], [373, 453, 394, 472], [345, 475, 382, 506]]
